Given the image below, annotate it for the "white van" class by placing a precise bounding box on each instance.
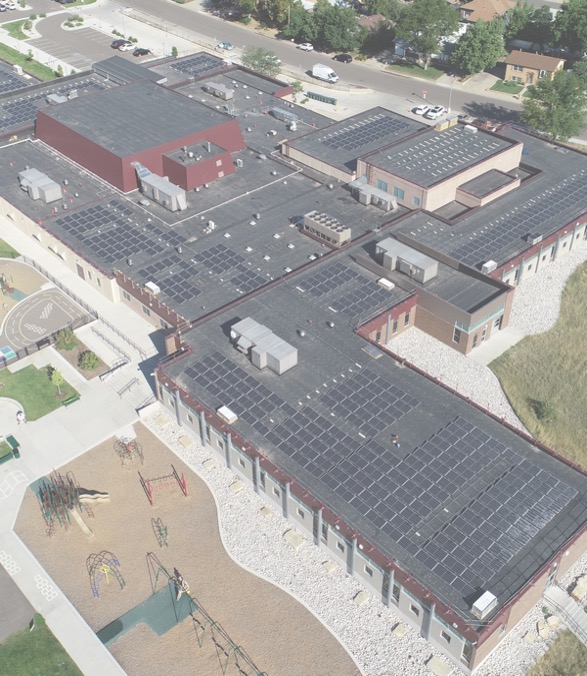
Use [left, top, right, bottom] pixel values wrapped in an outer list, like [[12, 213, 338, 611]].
[[312, 64, 339, 83]]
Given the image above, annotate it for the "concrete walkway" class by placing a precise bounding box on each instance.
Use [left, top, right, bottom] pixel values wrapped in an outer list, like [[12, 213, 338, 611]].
[[0, 219, 155, 672]]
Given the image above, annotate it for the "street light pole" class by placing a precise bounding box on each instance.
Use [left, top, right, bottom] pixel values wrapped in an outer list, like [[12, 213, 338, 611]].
[[447, 75, 454, 114]]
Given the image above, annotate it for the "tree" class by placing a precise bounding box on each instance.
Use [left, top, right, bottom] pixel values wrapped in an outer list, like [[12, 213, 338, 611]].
[[312, 0, 367, 52], [526, 7, 554, 47], [55, 328, 77, 351], [554, 0, 587, 54], [282, 4, 317, 43], [504, 0, 532, 42], [78, 350, 100, 371], [364, 0, 402, 22], [48, 366, 64, 396], [395, 0, 459, 68], [259, 0, 289, 25], [521, 69, 587, 141], [452, 19, 506, 76], [237, 0, 256, 17], [572, 57, 587, 86], [241, 46, 282, 77]]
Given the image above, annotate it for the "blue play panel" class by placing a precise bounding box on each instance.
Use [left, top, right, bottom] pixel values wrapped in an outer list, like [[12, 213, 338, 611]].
[[0, 346, 17, 361]]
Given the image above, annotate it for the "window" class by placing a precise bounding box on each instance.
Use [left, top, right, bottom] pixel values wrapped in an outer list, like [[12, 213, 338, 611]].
[[364, 565, 373, 577], [187, 413, 194, 424], [499, 623, 508, 636], [375, 330, 382, 343], [542, 255, 546, 262], [538, 69, 547, 78], [87, 270, 92, 280], [404, 312, 410, 326], [393, 187, 405, 200], [410, 604, 420, 617], [238, 458, 245, 468], [453, 327, 462, 344], [412, 196, 421, 207], [481, 327, 487, 342], [527, 264, 532, 271], [473, 334, 478, 348], [376, 179, 388, 192], [511, 76, 522, 83], [336, 541, 345, 553], [462, 642, 473, 665], [260, 471, 266, 489], [441, 630, 452, 644], [160, 319, 169, 329], [96, 278, 101, 287], [297, 508, 305, 519], [512, 65, 523, 72], [272, 487, 280, 498], [392, 319, 398, 334], [123, 290, 131, 301], [392, 584, 400, 603], [142, 306, 151, 316], [321, 522, 328, 543]]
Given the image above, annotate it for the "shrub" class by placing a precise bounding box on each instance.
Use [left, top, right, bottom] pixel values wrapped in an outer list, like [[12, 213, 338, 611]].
[[54, 328, 77, 351], [78, 351, 100, 371], [55, 64, 64, 78], [531, 399, 557, 422], [171, 46, 178, 57], [24, 20, 32, 31], [29, 13, 36, 20], [240, 16, 251, 24]]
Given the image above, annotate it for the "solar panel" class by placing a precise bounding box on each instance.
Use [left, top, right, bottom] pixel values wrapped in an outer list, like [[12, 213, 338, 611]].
[[317, 113, 410, 152], [192, 243, 245, 274], [171, 54, 224, 77]]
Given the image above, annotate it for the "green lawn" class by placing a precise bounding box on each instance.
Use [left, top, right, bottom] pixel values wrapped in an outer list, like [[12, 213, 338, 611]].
[[385, 60, 445, 81], [0, 613, 81, 676], [0, 365, 79, 420], [528, 630, 587, 676], [0, 43, 57, 81], [0, 440, 13, 461], [0, 238, 19, 259], [3, 20, 30, 41], [490, 261, 587, 469], [490, 79, 524, 95]]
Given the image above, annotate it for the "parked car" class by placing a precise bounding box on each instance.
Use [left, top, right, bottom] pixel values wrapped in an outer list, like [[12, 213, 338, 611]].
[[424, 105, 446, 120], [333, 54, 352, 63], [133, 48, 151, 57], [4, 0, 17, 8], [312, 63, 339, 83], [111, 39, 131, 49], [118, 42, 135, 52], [412, 104, 431, 116], [298, 43, 314, 51], [217, 41, 234, 50]]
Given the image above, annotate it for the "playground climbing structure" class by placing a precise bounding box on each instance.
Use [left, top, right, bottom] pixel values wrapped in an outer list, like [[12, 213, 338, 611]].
[[87, 550, 125, 598]]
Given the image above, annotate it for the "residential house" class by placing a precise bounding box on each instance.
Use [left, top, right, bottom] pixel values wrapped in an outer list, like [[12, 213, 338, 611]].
[[460, 0, 515, 23], [504, 50, 565, 85]]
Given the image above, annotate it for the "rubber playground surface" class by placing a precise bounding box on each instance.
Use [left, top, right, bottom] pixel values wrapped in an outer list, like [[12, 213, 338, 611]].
[[14, 424, 360, 676], [0, 260, 88, 355]]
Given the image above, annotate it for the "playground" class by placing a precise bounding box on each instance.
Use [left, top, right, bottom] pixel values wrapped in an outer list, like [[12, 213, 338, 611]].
[[14, 423, 360, 676], [0, 260, 88, 357]]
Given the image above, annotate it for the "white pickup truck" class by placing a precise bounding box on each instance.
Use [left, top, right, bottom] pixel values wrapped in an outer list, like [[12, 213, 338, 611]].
[[312, 64, 339, 83]]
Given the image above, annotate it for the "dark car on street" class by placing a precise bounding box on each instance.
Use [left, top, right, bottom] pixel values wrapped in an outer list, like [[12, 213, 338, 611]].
[[111, 39, 131, 49], [333, 54, 352, 63], [133, 48, 151, 57]]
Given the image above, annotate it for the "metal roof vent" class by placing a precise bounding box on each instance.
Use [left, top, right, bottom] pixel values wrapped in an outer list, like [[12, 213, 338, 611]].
[[327, 321, 335, 328], [297, 329, 306, 338], [127, 258, 133, 266]]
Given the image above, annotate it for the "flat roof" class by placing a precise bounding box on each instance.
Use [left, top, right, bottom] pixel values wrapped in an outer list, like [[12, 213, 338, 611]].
[[0, 141, 406, 323], [365, 125, 517, 188], [92, 55, 167, 85], [164, 252, 587, 627], [459, 169, 514, 197], [0, 74, 111, 136], [287, 108, 426, 174], [39, 80, 231, 157], [394, 128, 587, 268]]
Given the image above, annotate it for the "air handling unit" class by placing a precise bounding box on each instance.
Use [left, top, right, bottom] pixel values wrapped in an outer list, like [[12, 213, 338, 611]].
[[132, 162, 187, 211], [376, 237, 438, 284], [18, 168, 62, 204], [302, 210, 351, 248], [203, 82, 234, 101], [230, 317, 298, 375]]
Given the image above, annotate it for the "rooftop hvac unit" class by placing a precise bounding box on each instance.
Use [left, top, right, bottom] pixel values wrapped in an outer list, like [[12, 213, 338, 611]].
[[144, 281, 161, 295], [463, 124, 478, 133], [217, 405, 238, 425], [472, 591, 498, 619], [270, 107, 300, 123], [481, 260, 497, 274], [377, 278, 395, 291], [525, 232, 543, 245], [235, 158, 244, 168]]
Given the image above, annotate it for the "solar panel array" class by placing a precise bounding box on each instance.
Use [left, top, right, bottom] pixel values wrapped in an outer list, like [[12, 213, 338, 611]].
[[448, 170, 587, 266], [171, 54, 224, 77], [297, 260, 360, 297], [182, 345, 578, 598], [297, 261, 398, 318], [56, 200, 164, 263], [317, 112, 410, 151], [319, 368, 419, 438], [0, 78, 106, 132], [0, 61, 29, 94], [230, 264, 267, 294], [185, 351, 290, 437], [192, 243, 245, 274], [383, 127, 505, 185], [138, 254, 200, 305]]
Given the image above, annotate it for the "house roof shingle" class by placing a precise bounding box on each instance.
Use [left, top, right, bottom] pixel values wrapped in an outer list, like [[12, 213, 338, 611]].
[[505, 50, 565, 71], [460, 0, 516, 22]]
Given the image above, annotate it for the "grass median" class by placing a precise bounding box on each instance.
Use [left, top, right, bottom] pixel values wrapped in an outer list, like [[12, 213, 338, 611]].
[[491, 260, 587, 468]]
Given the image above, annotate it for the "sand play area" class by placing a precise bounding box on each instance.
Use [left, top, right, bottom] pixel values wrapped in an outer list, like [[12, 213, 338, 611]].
[[15, 423, 360, 676]]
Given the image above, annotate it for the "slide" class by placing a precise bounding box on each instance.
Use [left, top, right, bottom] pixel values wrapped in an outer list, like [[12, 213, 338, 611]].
[[69, 507, 94, 539]]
